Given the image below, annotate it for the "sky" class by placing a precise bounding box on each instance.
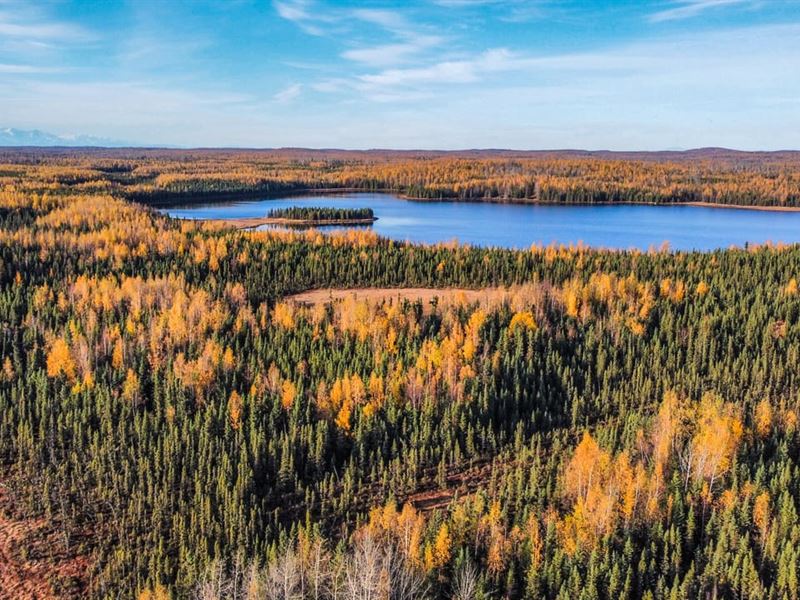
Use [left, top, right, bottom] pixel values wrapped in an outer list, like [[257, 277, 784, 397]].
[[0, 0, 798, 149]]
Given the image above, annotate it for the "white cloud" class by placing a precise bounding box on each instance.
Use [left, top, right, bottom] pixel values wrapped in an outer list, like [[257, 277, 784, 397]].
[[273, 0, 313, 23], [0, 20, 87, 40], [342, 35, 443, 67], [357, 48, 514, 88], [350, 8, 409, 30], [344, 10, 445, 67], [432, 0, 507, 6], [0, 4, 93, 41], [0, 62, 61, 73], [273, 0, 328, 35], [310, 78, 349, 93], [309, 48, 521, 102], [274, 83, 302, 103], [648, 0, 752, 22], [274, 3, 446, 67], [310, 19, 800, 128], [432, 0, 547, 21]]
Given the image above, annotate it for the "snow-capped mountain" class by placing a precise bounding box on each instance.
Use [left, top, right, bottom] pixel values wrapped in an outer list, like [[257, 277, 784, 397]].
[[0, 127, 130, 147]]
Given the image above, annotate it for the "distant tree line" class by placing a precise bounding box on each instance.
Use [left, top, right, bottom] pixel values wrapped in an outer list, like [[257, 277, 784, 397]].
[[2, 148, 798, 207]]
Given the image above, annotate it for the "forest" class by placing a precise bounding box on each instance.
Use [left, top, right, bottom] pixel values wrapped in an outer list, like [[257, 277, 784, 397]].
[[0, 150, 800, 599], [1, 147, 799, 208]]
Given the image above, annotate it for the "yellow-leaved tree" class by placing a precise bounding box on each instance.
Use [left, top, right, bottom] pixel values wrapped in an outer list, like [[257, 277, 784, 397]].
[[683, 393, 742, 494], [755, 399, 773, 439], [753, 491, 770, 550], [425, 522, 451, 571], [281, 379, 296, 410], [228, 390, 243, 429], [46, 338, 76, 380], [122, 369, 141, 404], [509, 311, 537, 332]]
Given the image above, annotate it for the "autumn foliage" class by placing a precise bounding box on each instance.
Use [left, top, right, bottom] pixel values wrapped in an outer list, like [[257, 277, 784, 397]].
[[3, 149, 800, 599]]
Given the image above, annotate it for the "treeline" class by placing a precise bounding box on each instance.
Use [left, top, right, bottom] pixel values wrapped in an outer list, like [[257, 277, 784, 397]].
[[1, 156, 800, 599], [266, 206, 375, 221], [2, 149, 799, 207], [116, 156, 800, 207]]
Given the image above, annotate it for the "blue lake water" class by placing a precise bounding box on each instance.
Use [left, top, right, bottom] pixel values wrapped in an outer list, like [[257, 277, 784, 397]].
[[161, 192, 800, 251]]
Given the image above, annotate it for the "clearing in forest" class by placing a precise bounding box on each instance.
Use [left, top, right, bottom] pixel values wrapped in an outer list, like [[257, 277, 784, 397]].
[[286, 286, 544, 309], [0, 487, 90, 600]]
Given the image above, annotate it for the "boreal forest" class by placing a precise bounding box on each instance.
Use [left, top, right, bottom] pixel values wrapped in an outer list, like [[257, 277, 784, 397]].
[[1, 148, 800, 599]]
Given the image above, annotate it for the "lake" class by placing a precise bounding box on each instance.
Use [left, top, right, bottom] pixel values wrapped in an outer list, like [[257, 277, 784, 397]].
[[161, 192, 800, 251]]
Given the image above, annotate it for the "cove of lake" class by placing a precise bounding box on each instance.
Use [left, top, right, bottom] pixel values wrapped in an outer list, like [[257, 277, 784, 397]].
[[161, 192, 800, 252]]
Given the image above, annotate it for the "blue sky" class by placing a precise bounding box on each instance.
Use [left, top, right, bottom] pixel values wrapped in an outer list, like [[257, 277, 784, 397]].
[[0, 0, 798, 149]]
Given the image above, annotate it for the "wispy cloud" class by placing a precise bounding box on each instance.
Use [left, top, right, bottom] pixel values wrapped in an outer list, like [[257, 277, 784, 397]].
[[309, 78, 349, 93], [499, 3, 549, 23], [341, 19, 443, 67], [0, 19, 87, 40], [0, 62, 62, 73], [307, 48, 522, 103], [273, 0, 333, 36], [357, 48, 514, 88], [433, 0, 548, 22], [311, 20, 800, 113], [350, 8, 408, 30], [0, 3, 93, 42], [432, 0, 507, 6], [648, 0, 753, 22], [274, 83, 302, 103], [274, 2, 446, 67], [341, 42, 434, 66]]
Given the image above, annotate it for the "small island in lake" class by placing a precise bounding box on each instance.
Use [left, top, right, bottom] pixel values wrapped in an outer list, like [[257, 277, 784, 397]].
[[207, 206, 377, 229], [266, 206, 376, 225]]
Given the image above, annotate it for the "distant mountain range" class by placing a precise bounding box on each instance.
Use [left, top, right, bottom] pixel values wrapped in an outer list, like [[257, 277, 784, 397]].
[[1, 128, 796, 156], [0, 127, 134, 147]]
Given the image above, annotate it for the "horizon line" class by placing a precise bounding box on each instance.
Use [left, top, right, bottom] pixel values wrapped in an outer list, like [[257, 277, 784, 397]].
[[2, 145, 800, 154]]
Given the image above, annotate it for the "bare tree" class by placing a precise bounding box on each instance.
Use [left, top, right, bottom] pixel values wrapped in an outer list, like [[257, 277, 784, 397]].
[[303, 536, 333, 600], [195, 560, 234, 600], [328, 550, 348, 600], [451, 561, 478, 600], [263, 547, 303, 600], [385, 544, 429, 600], [343, 534, 387, 600], [194, 534, 427, 600]]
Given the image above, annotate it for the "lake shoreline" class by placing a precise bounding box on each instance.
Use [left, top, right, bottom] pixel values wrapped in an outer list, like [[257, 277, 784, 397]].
[[151, 187, 800, 212], [681, 201, 800, 212], [162, 191, 800, 251], [402, 196, 800, 212]]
